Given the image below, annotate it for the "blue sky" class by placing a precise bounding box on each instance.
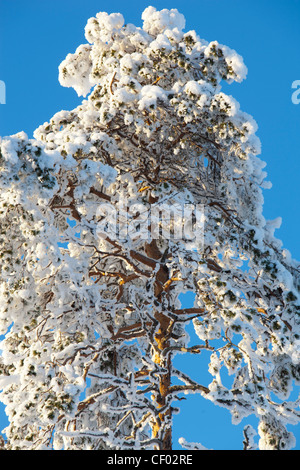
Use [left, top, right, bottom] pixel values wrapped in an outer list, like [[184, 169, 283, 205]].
[[0, 0, 300, 450]]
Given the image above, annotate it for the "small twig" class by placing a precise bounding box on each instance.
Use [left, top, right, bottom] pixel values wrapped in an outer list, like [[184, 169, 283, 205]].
[[109, 71, 117, 95]]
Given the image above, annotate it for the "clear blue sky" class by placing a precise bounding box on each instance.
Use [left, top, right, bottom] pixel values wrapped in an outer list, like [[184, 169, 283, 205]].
[[0, 0, 299, 450]]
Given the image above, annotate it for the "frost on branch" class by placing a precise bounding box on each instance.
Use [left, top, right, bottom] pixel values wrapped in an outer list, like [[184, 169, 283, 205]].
[[0, 6, 299, 450], [178, 437, 210, 450]]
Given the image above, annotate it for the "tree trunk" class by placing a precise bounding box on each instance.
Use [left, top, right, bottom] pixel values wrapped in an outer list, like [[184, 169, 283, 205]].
[[145, 239, 173, 450], [152, 311, 173, 450]]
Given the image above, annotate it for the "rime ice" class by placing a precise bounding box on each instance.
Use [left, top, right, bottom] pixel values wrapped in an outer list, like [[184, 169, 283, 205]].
[[0, 6, 299, 451]]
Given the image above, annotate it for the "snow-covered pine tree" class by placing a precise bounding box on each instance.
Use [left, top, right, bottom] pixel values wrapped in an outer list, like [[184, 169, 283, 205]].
[[0, 6, 299, 450]]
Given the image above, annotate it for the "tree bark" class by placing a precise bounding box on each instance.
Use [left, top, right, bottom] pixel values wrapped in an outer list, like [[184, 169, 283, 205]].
[[152, 311, 173, 450], [145, 239, 173, 450]]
